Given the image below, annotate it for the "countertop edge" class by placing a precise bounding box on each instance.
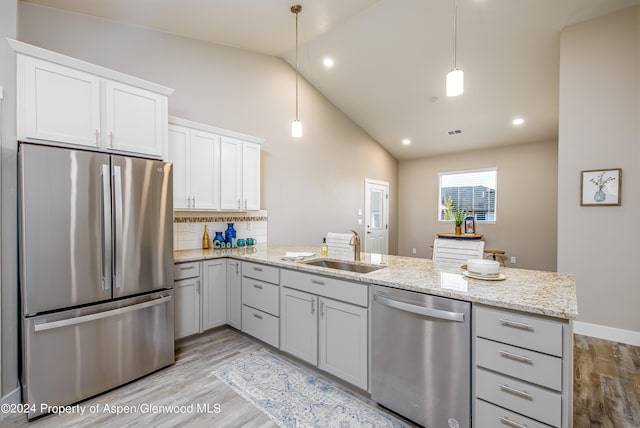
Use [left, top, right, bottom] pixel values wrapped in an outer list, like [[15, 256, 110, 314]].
[[174, 246, 578, 321]]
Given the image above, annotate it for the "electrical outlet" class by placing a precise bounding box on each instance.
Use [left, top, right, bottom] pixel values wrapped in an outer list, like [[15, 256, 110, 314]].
[[412, 248, 417, 254], [510, 256, 517, 264], [358, 218, 362, 225]]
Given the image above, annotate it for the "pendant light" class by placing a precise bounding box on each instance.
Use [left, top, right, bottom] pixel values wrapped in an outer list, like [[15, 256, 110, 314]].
[[291, 5, 303, 137], [446, 0, 464, 97]]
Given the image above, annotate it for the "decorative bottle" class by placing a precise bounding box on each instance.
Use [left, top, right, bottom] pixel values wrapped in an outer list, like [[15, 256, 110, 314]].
[[224, 223, 236, 244], [213, 231, 225, 245], [202, 225, 210, 249], [320, 238, 329, 256]]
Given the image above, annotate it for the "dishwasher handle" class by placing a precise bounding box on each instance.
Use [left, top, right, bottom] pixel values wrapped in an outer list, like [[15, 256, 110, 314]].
[[374, 292, 465, 322]]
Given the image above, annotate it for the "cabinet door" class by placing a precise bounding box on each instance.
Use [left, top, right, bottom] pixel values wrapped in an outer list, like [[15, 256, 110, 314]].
[[22, 56, 101, 148], [174, 277, 200, 339], [220, 137, 243, 210], [168, 125, 190, 209], [226, 260, 242, 329], [242, 142, 261, 210], [202, 259, 227, 331], [189, 130, 220, 210], [319, 297, 368, 390], [105, 81, 166, 158], [280, 287, 318, 365]]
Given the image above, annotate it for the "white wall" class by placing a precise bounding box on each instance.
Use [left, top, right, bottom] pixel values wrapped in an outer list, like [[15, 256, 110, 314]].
[[558, 6, 639, 337], [17, 2, 399, 253], [399, 140, 558, 271], [1, 0, 18, 407]]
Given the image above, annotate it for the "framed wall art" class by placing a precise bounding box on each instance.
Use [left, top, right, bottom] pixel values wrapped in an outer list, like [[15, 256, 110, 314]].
[[580, 168, 621, 206]]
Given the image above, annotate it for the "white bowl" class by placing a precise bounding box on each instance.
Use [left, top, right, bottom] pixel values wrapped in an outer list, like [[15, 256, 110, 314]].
[[467, 259, 500, 276]]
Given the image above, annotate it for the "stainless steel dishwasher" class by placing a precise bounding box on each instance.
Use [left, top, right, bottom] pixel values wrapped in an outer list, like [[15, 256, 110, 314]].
[[371, 285, 471, 428]]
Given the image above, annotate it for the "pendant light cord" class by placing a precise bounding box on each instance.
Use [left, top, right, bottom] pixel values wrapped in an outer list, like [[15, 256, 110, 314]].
[[295, 7, 299, 121], [453, 0, 458, 69]]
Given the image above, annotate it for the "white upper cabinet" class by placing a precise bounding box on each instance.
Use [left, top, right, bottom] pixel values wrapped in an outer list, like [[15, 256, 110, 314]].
[[168, 124, 221, 210], [23, 57, 101, 148], [104, 81, 166, 157], [242, 142, 261, 211], [220, 137, 243, 210], [11, 39, 173, 159], [168, 116, 263, 211]]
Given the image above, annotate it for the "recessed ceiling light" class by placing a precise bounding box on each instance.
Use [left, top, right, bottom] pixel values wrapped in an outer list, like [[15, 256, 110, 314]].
[[323, 57, 334, 68], [402, 139, 411, 145], [512, 118, 524, 126]]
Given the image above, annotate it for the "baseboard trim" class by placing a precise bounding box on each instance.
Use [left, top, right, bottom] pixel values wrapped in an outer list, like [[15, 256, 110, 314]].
[[1, 386, 21, 419], [573, 321, 640, 347]]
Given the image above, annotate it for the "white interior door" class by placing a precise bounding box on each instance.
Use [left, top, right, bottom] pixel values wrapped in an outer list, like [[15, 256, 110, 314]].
[[364, 178, 389, 254]]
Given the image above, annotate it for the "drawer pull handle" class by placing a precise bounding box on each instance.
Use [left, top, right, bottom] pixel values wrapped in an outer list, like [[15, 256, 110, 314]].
[[180, 266, 195, 271], [252, 312, 263, 320], [498, 383, 533, 400], [253, 267, 263, 272], [499, 350, 533, 364], [499, 416, 528, 428], [499, 319, 534, 331], [253, 283, 263, 289], [311, 279, 325, 285]]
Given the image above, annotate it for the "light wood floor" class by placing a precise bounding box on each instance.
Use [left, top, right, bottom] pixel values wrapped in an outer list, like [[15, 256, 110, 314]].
[[4, 329, 639, 427], [573, 335, 640, 428]]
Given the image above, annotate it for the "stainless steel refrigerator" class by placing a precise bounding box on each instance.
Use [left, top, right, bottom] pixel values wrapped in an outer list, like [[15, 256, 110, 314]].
[[19, 143, 175, 419]]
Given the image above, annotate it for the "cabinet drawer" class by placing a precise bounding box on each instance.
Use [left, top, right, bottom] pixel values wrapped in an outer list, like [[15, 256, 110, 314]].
[[476, 337, 562, 391], [475, 398, 553, 428], [242, 277, 279, 316], [474, 305, 563, 357], [242, 261, 280, 284], [281, 269, 368, 307], [476, 368, 561, 427], [242, 305, 279, 348], [174, 262, 200, 280]]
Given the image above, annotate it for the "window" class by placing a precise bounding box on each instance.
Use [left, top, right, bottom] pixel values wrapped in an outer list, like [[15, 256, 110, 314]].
[[438, 169, 497, 222]]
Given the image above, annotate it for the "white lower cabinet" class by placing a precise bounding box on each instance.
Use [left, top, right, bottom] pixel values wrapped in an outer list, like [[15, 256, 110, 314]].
[[226, 260, 242, 329], [318, 297, 368, 390], [201, 259, 227, 331], [174, 262, 201, 340], [473, 304, 572, 428], [280, 269, 369, 391], [280, 287, 318, 365], [241, 261, 280, 347]]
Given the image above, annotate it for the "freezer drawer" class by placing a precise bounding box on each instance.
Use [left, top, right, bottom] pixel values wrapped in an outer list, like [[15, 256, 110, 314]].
[[22, 291, 175, 419]]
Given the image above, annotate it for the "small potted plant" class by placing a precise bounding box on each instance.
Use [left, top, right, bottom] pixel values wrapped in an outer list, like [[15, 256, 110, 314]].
[[443, 197, 468, 235]]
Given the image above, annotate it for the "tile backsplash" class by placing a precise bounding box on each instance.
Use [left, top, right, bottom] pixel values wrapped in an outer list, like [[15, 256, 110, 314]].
[[174, 210, 268, 251]]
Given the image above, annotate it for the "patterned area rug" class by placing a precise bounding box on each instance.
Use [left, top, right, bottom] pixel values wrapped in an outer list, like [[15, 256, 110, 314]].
[[211, 348, 408, 428]]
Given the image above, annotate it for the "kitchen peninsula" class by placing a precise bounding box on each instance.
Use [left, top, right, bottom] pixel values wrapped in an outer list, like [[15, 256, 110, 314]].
[[175, 243, 577, 319], [175, 243, 577, 428]]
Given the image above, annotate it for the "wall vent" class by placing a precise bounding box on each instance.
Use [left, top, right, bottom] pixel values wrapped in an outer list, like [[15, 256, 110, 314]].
[[447, 129, 463, 136]]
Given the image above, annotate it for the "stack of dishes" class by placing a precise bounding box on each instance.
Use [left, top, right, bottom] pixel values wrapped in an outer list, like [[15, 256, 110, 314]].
[[462, 259, 505, 281]]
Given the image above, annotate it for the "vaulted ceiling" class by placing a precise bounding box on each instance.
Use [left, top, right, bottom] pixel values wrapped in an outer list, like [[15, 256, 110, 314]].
[[22, 0, 640, 159]]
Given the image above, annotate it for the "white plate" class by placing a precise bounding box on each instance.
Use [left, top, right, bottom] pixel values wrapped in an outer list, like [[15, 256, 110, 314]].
[[462, 270, 506, 281]]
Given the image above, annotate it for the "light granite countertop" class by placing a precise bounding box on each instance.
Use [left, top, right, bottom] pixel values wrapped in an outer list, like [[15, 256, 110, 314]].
[[174, 243, 578, 320]]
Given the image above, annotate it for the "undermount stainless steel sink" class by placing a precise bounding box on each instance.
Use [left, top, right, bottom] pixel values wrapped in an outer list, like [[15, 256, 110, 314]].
[[302, 259, 385, 274]]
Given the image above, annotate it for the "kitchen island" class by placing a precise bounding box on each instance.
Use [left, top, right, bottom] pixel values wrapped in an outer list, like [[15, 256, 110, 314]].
[[174, 243, 577, 428]]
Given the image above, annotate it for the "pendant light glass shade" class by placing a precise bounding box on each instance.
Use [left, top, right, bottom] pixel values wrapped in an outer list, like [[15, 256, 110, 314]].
[[291, 5, 302, 138], [291, 119, 303, 137], [446, 68, 464, 97]]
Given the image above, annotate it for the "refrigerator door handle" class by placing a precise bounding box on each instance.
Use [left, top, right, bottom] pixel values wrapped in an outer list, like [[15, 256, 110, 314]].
[[33, 295, 172, 332], [101, 164, 112, 291], [113, 165, 123, 289]]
